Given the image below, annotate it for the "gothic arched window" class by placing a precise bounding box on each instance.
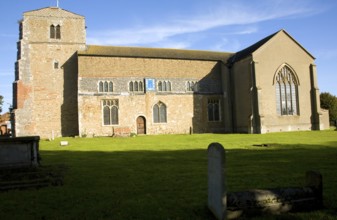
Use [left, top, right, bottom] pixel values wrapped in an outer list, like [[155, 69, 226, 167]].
[[167, 81, 171, 91], [50, 25, 55, 38], [103, 99, 119, 125], [139, 81, 143, 91], [50, 25, 61, 39], [157, 80, 172, 92], [153, 102, 167, 123], [104, 81, 109, 92], [98, 81, 113, 93], [129, 82, 133, 91], [208, 99, 220, 121], [129, 81, 144, 92], [99, 81, 104, 92], [158, 81, 163, 91], [56, 25, 61, 39], [134, 81, 139, 91], [274, 65, 299, 115], [108, 82, 113, 92]]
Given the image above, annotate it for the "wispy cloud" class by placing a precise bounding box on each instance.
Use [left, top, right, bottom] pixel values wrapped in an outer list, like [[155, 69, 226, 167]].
[[209, 38, 242, 53], [87, 0, 323, 48]]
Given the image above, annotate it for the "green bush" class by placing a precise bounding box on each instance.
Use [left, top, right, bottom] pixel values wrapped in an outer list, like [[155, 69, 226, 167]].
[[320, 92, 337, 125]]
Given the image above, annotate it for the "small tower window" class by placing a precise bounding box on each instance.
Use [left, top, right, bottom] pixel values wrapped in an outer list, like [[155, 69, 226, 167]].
[[50, 24, 61, 39], [50, 25, 55, 38], [56, 25, 61, 39], [54, 61, 59, 69]]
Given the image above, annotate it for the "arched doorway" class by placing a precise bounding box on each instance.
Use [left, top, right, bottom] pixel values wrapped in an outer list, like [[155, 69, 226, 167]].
[[136, 116, 146, 135]]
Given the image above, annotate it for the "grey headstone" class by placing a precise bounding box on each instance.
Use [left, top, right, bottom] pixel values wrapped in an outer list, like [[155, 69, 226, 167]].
[[208, 142, 226, 220]]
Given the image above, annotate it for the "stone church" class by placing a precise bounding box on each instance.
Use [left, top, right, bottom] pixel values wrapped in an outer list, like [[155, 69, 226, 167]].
[[12, 7, 329, 138]]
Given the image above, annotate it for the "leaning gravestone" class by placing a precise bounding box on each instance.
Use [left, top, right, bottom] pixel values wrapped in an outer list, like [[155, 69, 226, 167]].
[[208, 143, 226, 220]]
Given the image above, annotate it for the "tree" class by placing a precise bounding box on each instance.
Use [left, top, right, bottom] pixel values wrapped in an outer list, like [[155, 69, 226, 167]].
[[0, 95, 3, 113], [320, 92, 337, 124]]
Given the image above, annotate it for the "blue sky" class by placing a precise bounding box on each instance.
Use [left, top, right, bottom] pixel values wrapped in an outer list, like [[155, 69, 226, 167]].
[[1, 0, 337, 113]]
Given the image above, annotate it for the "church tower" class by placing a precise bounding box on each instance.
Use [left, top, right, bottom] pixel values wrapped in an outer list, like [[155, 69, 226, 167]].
[[13, 7, 86, 137]]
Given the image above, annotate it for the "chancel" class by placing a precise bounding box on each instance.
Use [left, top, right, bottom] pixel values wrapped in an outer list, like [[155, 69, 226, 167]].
[[12, 7, 329, 138]]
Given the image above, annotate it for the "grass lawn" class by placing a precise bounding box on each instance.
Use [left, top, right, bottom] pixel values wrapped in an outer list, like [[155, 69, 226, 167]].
[[1, 130, 337, 219]]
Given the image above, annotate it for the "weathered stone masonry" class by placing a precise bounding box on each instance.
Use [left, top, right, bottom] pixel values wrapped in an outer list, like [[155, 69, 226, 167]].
[[12, 7, 329, 138]]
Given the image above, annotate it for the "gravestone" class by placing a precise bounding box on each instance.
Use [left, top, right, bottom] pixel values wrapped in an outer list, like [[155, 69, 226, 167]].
[[207, 142, 323, 219], [0, 136, 40, 168], [207, 142, 226, 220]]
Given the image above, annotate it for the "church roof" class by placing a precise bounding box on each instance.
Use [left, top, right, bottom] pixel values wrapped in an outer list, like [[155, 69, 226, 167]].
[[227, 31, 278, 64], [23, 7, 84, 19], [227, 29, 315, 64], [78, 45, 234, 62]]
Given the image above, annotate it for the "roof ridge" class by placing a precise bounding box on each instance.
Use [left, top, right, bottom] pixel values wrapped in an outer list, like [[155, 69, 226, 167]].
[[79, 45, 234, 62], [85, 44, 232, 54]]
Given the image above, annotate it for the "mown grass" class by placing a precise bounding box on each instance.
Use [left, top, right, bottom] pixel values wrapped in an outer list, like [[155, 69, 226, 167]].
[[1, 131, 337, 219]]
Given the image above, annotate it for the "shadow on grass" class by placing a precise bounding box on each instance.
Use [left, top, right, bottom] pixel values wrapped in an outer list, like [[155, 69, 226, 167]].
[[1, 143, 337, 220]]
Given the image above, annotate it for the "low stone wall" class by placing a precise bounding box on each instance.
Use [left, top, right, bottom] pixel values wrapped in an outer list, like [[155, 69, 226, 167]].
[[0, 136, 40, 169]]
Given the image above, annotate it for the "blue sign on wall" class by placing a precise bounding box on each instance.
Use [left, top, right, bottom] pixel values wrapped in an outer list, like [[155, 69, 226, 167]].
[[145, 78, 155, 91]]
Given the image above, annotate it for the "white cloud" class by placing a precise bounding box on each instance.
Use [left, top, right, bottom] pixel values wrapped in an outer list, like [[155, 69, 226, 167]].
[[87, 1, 322, 48]]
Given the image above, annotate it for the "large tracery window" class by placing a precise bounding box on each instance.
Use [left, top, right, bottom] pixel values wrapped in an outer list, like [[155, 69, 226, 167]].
[[274, 65, 299, 116]]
